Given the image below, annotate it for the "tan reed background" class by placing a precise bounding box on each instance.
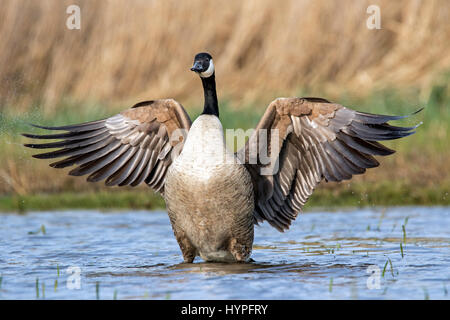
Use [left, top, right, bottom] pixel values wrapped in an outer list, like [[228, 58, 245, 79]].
[[0, 0, 449, 112]]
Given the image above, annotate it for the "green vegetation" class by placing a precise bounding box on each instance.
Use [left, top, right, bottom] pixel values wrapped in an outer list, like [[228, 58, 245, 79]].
[[96, 282, 100, 300], [0, 191, 165, 212], [400, 243, 404, 258], [0, 179, 447, 213], [35, 278, 39, 299], [0, 87, 449, 212]]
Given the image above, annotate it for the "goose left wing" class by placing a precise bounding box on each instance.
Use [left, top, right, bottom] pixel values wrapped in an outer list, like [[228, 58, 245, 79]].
[[237, 97, 421, 231], [23, 99, 191, 193]]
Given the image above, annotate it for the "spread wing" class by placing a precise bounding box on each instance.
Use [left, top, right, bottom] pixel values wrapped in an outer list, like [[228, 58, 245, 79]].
[[23, 99, 191, 193], [238, 97, 421, 231]]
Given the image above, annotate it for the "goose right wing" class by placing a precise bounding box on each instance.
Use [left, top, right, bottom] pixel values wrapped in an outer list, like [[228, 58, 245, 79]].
[[237, 97, 421, 231], [23, 99, 191, 193]]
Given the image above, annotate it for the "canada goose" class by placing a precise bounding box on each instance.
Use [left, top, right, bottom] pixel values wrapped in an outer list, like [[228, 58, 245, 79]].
[[24, 52, 421, 263]]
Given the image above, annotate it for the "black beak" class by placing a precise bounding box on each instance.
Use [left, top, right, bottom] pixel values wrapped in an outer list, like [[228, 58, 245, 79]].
[[190, 61, 203, 73]]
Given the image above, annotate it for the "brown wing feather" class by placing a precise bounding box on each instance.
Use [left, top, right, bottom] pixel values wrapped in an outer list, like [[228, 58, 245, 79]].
[[23, 99, 191, 193], [239, 97, 420, 232]]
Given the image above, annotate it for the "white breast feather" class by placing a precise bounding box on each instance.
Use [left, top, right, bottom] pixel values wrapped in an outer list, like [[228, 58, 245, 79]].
[[175, 115, 236, 179]]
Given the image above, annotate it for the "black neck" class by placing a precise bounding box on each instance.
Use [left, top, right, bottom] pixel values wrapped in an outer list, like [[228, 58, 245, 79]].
[[200, 74, 219, 117]]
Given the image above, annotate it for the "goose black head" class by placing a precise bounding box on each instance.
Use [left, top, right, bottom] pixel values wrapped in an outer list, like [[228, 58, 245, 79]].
[[191, 52, 214, 78]]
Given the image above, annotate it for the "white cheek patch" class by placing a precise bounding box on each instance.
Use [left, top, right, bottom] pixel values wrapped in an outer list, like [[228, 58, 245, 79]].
[[200, 59, 215, 78]]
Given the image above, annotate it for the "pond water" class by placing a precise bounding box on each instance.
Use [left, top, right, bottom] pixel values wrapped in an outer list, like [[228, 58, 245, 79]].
[[0, 206, 449, 300]]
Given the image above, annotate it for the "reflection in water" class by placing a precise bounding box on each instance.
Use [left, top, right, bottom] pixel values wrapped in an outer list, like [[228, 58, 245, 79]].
[[170, 261, 323, 275], [0, 207, 449, 299]]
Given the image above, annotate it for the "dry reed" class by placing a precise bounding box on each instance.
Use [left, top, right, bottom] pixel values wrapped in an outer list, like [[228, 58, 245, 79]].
[[0, 0, 449, 112]]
